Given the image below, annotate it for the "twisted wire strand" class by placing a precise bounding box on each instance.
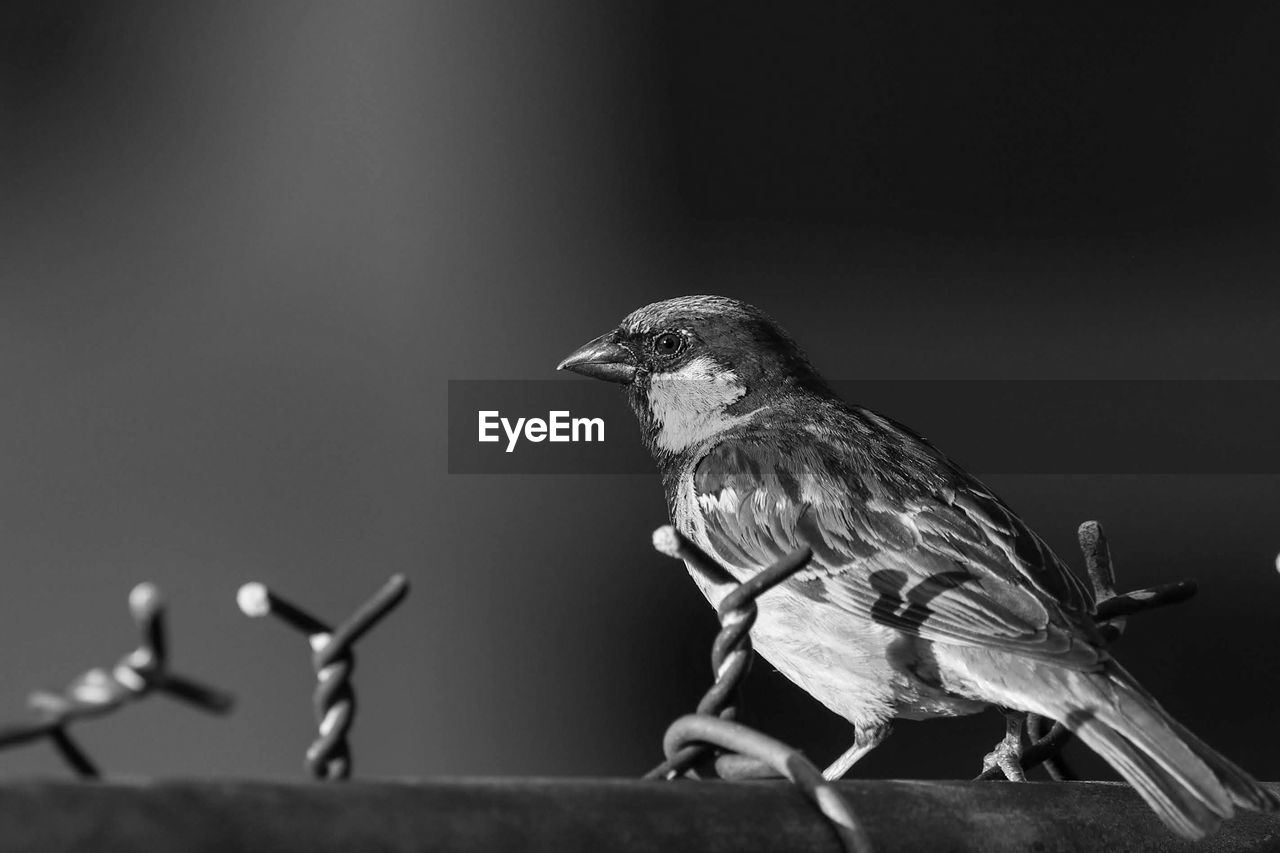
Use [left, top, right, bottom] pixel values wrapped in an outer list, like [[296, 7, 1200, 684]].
[[238, 574, 408, 780], [664, 715, 874, 853], [974, 520, 1198, 781], [0, 583, 234, 777], [308, 635, 356, 780], [646, 527, 872, 853], [646, 531, 811, 779]]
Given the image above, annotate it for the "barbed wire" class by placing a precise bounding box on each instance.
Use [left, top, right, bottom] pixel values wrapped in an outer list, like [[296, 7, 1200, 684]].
[[0, 583, 234, 777], [237, 574, 409, 780], [974, 520, 1198, 782], [646, 526, 874, 853]]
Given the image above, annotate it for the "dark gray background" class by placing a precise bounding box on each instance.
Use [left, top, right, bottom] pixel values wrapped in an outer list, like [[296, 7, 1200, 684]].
[[2, 2, 1279, 782]]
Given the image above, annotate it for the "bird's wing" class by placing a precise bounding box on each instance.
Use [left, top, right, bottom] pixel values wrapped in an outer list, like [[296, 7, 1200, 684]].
[[692, 437, 1106, 669]]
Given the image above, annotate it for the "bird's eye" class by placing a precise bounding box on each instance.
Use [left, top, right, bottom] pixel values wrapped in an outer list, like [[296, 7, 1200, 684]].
[[652, 332, 684, 357]]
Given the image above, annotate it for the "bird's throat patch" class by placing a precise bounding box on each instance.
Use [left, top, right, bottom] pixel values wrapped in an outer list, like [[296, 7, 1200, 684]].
[[647, 356, 750, 453]]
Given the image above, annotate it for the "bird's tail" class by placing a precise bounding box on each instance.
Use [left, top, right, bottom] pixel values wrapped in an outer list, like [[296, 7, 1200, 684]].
[[1055, 663, 1279, 839]]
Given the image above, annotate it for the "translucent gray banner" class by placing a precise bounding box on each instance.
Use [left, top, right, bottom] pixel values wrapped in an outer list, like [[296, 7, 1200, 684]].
[[448, 380, 1280, 475]]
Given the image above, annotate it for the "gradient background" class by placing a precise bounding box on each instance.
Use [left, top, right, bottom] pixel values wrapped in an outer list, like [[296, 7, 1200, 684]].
[[2, 1, 1279, 782]]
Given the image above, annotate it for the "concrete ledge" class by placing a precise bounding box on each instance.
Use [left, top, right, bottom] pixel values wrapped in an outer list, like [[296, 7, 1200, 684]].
[[0, 778, 1277, 852]]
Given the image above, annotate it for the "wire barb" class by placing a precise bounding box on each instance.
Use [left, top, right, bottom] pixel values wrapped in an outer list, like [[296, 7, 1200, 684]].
[[0, 582, 234, 777], [646, 526, 873, 853], [237, 574, 409, 780]]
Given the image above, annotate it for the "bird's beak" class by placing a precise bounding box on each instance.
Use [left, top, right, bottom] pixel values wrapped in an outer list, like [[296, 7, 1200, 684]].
[[557, 332, 637, 384]]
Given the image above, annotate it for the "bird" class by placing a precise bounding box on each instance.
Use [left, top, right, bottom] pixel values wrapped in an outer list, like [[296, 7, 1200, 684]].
[[557, 294, 1278, 839]]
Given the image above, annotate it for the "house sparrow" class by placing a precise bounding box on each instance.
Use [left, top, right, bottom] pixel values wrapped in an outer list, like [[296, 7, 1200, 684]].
[[558, 295, 1277, 839]]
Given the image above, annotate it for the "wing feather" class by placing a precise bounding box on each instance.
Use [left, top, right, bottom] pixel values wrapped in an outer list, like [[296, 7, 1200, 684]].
[[692, 433, 1106, 670]]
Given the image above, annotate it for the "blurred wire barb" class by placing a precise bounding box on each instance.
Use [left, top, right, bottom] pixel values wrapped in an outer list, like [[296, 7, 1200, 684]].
[[0, 583, 234, 777]]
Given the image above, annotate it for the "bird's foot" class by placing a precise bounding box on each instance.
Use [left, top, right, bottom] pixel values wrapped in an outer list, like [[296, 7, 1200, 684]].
[[981, 711, 1027, 782], [823, 724, 890, 781]]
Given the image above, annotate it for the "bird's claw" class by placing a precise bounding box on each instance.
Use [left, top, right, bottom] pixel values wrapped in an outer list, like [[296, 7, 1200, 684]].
[[981, 710, 1027, 781], [981, 737, 1027, 781]]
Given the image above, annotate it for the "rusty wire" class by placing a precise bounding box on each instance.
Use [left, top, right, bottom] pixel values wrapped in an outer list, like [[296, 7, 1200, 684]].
[[237, 574, 409, 780], [646, 525, 873, 853], [974, 520, 1198, 782], [0, 583, 234, 777]]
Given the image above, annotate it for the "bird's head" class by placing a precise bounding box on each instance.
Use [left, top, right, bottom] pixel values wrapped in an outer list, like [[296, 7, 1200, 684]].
[[557, 295, 826, 460]]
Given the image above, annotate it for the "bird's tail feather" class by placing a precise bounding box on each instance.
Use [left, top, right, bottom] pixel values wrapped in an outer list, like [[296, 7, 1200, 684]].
[[1157, 702, 1280, 813], [1071, 712, 1222, 839], [1060, 663, 1279, 839]]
